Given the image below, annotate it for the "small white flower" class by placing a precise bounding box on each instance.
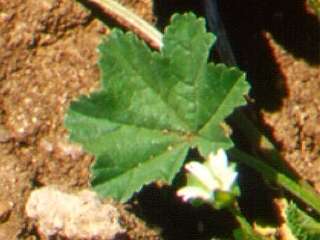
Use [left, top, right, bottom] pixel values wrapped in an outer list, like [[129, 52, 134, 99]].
[[177, 148, 238, 203], [207, 149, 238, 192]]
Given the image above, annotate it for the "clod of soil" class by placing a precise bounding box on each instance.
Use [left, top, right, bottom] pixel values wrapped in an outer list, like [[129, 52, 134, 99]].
[[25, 186, 125, 240]]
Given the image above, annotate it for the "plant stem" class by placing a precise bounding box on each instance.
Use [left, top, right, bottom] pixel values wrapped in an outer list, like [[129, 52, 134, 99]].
[[204, 0, 237, 66], [228, 202, 263, 240], [80, 0, 163, 49], [229, 148, 320, 215]]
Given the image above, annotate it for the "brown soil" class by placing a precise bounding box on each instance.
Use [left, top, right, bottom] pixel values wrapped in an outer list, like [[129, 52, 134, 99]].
[[0, 0, 319, 239], [0, 0, 158, 239], [261, 33, 320, 191]]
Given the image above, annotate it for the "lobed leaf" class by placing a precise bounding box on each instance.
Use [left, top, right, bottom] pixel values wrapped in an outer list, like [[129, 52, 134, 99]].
[[65, 13, 249, 202]]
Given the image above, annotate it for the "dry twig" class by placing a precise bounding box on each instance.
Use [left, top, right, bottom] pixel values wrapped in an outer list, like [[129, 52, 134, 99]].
[[82, 0, 163, 49]]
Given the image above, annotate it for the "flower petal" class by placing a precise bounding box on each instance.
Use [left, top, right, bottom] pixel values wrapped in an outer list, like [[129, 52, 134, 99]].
[[185, 161, 217, 191], [177, 186, 212, 202], [208, 148, 228, 172], [220, 170, 238, 191], [207, 149, 238, 191], [177, 148, 238, 206]]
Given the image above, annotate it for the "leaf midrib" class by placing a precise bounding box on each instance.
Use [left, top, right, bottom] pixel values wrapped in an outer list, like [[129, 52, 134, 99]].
[[193, 52, 207, 130], [95, 141, 188, 196], [199, 71, 244, 134]]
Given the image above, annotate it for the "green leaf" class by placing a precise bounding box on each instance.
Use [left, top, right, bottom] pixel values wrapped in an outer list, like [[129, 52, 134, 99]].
[[285, 202, 320, 240], [65, 13, 249, 202]]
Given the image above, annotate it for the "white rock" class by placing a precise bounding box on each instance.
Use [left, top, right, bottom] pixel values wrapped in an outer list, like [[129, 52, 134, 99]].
[[25, 186, 125, 240]]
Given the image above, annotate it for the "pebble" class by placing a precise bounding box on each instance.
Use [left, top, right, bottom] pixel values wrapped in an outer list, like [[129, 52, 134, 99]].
[[25, 186, 125, 239]]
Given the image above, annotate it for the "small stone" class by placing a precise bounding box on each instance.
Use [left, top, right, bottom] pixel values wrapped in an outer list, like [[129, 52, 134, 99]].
[[56, 141, 84, 160], [25, 186, 125, 240]]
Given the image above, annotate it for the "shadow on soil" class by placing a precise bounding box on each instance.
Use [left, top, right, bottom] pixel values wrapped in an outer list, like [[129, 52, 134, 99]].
[[133, 0, 320, 239], [135, 184, 235, 240], [218, 0, 320, 111], [155, 0, 320, 111]]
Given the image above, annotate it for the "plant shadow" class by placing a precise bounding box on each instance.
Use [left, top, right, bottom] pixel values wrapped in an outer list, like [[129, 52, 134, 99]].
[[218, 0, 320, 111], [226, 105, 320, 221], [154, 0, 320, 111], [132, 183, 235, 240]]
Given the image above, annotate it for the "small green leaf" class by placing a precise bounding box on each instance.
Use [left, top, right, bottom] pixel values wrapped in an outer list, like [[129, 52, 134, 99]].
[[65, 13, 249, 202], [286, 202, 320, 240]]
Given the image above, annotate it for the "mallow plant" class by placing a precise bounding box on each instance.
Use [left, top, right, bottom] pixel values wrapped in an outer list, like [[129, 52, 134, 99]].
[[65, 12, 320, 239]]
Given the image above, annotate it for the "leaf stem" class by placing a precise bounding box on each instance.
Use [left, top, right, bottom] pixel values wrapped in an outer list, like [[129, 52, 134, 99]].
[[80, 0, 163, 49], [228, 203, 263, 240], [204, 0, 237, 66], [229, 148, 320, 215]]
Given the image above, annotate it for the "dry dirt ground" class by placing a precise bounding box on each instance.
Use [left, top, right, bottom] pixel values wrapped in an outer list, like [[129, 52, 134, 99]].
[[0, 0, 319, 239], [262, 33, 320, 189], [0, 0, 158, 239]]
